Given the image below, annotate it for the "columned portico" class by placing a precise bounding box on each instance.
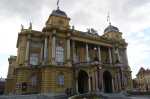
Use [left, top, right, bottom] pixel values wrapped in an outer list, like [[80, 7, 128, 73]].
[[95, 71, 99, 92], [40, 41, 44, 63], [44, 35, 48, 60], [67, 37, 70, 61], [72, 40, 75, 63], [115, 46, 119, 63], [86, 43, 89, 62], [52, 34, 56, 60], [88, 77, 91, 92], [76, 77, 79, 94], [112, 78, 115, 92], [117, 72, 122, 91], [25, 38, 30, 61], [98, 45, 102, 62], [108, 47, 112, 65]]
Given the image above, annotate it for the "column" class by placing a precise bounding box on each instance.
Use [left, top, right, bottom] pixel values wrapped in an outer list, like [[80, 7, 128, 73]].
[[124, 48, 129, 66], [95, 71, 99, 91], [117, 72, 121, 91], [25, 38, 30, 61], [112, 47, 116, 64], [52, 34, 56, 59], [112, 78, 115, 92], [72, 40, 75, 63], [67, 37, 70, 61], [44, 36, 48, 60], [88, 77, 91, 92], [116, 47, 120, 63], [98, 45, 102, 62], [86, 43, 89, 62], [40, 41, 44, 63], [76, 78, 79, 94], [102, 77, 104, 92], [115, 46, 119, 63], [108, 47, 112, 64]]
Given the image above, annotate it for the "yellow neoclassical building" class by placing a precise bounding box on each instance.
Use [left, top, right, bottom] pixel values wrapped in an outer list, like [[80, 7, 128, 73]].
[[5, 7, 133, 96]]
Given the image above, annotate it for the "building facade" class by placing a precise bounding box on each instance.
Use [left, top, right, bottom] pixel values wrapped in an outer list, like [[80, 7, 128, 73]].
[[5, 7, 133, 96], [136, 67, 150, 91], [0, 77, 6, 95]]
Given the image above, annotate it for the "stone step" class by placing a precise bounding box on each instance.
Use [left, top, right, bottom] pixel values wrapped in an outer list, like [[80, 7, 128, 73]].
[[106, 92, 126, 98], [53, 95, 68, 99]]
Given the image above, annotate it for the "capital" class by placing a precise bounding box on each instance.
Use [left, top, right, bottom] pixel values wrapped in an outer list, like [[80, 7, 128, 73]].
[[52, 34, 56, 37], [66, 36, 71, 40]]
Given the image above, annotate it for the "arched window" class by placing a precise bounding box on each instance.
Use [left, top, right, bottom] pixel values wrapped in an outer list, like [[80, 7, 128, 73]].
[[30, 75, 36, 86], [30, 53, 38, 65], [56, 46, 64, 62], [58, 73, 64, 85], [74, 52, 80, 63]]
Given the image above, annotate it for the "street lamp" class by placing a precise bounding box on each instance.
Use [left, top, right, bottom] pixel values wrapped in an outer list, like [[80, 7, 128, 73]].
[[94, 47, 97, 56], [94, 47, 98, 62], [115, 47, 119, 63]]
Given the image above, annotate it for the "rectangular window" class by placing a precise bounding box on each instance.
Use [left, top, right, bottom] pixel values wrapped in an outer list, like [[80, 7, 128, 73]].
[[15, 83, 19, 89]]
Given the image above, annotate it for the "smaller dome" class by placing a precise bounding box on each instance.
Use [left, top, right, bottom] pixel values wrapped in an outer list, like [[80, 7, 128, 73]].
[[51, 7, 67, 17], [104, 24, 119, 33]]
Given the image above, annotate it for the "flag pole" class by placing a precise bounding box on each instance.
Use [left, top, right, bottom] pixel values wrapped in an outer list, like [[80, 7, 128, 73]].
[[57, 0, 59, 9], [107, 12, 111, 25]]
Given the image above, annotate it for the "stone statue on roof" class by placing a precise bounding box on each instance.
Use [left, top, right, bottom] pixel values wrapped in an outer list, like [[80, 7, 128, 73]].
[[29, 22, 32, 29], [21, 24, 24, 29], [72, 25, 75, 29], [87, 28, 98, 34]]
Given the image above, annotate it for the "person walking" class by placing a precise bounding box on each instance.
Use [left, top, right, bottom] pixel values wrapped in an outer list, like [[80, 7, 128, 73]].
[[69, 88, 72, 97], [65, 88, 69, 96]]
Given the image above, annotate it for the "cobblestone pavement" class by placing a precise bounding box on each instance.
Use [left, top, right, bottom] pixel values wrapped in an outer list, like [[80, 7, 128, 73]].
[[0, 95, 150, 99], [107, 95, 150, 99]]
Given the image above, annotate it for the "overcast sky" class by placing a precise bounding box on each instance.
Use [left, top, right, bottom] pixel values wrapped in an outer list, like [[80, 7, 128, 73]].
[[0, 0, 150, 79]]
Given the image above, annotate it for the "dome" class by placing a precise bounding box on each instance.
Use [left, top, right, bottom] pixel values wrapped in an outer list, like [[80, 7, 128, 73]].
[[104, 24, 119, 33], [51, 7, 67, 17]]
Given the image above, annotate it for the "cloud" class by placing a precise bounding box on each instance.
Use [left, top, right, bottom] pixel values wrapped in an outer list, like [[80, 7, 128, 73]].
[[0, 0, 150, 78], [127, 28, 150, 78]]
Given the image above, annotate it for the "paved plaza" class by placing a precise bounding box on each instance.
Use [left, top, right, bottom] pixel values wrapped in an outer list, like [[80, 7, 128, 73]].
[[0, 95, 150, 99], [108, 95, 150, 99]]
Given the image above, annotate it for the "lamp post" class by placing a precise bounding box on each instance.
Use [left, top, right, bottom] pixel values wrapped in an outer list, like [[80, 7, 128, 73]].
[[94, 47, 97, 57], [94, 47, 99, 62], [115, 47, 119, 63]]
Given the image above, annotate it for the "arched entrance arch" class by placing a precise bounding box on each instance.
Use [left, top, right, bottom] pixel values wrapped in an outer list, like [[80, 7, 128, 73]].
[[103, 70, 112, 93], [78, 70, 88, 94]]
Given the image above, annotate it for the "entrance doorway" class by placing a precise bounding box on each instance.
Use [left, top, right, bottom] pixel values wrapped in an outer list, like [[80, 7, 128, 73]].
[[78, 70, 88, 94], [103, 70, 112, 93]]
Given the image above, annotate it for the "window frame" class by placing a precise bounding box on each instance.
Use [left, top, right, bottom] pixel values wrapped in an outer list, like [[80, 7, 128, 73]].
[[30, 75, 36, 86], [30, 53, 38, 66], [58, 73, 64, 86], [56, 46, 64, 63]]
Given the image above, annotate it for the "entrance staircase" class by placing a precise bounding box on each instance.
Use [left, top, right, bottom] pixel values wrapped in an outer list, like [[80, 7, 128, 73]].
[[53, 95, 68, 99], [106, 93, 125, 98], [105, 91, 130, 98]]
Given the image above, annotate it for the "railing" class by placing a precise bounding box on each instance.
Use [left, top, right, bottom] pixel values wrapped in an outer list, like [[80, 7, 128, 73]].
[[28, 64, 39, 68], [56, 62, 66, 66], [72, 61, 122, 67]]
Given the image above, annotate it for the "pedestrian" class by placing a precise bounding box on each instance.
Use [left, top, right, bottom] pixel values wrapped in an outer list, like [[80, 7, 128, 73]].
[[69, 88, 72, 97], [65, 88, 69, 96]]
